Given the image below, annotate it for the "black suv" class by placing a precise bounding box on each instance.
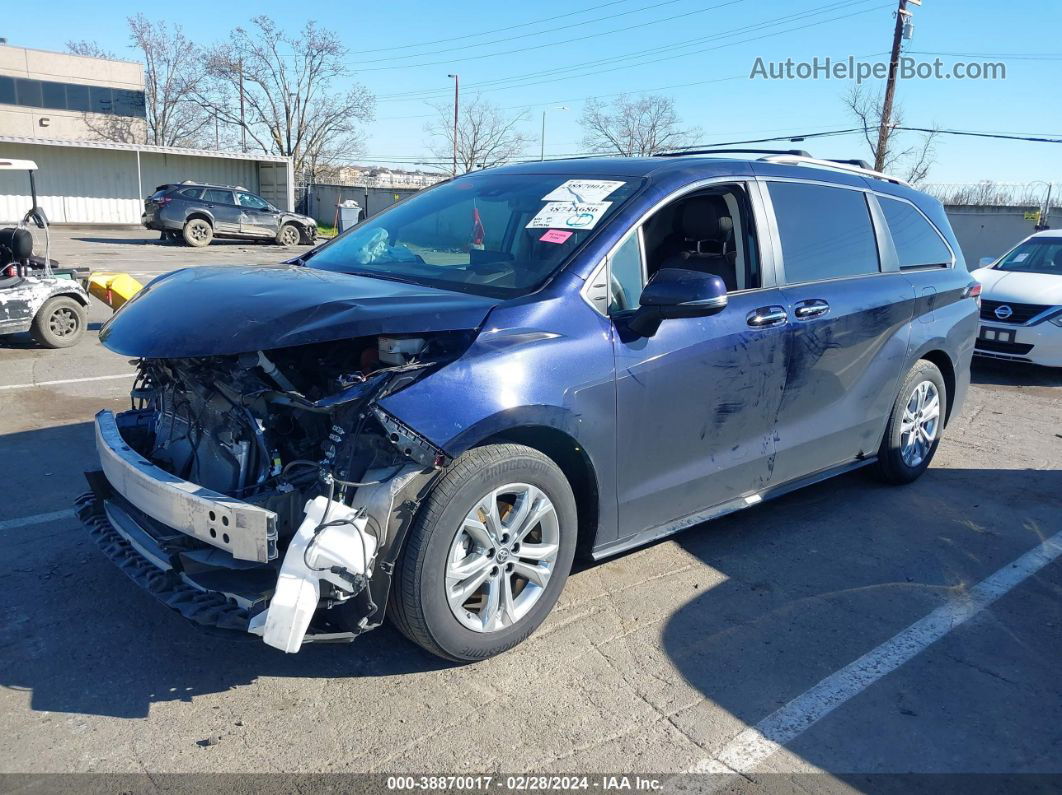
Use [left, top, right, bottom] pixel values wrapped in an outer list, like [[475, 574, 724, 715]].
[[142, 182, 317, 247]]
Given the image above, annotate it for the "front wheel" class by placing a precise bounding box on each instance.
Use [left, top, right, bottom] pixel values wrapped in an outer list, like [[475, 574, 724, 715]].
[[872, 359, 947, 484], [275, 223, 301, 247], [389, 444, 577, 661]]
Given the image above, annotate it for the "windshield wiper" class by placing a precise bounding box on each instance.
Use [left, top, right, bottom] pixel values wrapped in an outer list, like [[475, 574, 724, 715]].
[[344, 269, 423, 286]]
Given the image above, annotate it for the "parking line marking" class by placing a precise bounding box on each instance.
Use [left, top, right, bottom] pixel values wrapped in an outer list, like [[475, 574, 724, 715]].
[[0, 509, 76, 531], [691, 529, 1062, 778], [0, 373, 134, 391]]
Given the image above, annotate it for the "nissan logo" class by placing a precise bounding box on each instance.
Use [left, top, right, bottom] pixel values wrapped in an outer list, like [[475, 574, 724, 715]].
[[994, 304, 1014, 320]]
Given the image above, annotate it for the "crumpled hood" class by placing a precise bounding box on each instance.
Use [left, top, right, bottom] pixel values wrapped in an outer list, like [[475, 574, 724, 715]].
[[971, 267, 1062, 306], [99, 265, 501, 357]]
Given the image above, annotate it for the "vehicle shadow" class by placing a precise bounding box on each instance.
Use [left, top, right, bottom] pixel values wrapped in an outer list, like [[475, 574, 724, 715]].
[[659, 464, 1062, 774], [71, 237, 268, 247], [0, 422, 454, 720], [4, 418, 1060, 727], [0, 324, 103, 349], [970, 358, 1062, 387]]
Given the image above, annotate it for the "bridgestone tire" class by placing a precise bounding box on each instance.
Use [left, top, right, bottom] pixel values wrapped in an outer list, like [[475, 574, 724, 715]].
[[389, 444, 577, 662]]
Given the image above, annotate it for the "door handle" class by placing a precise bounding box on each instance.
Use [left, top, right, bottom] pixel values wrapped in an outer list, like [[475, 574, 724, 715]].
[[793, 299, 830, 320], [746, 306, 788, 328]]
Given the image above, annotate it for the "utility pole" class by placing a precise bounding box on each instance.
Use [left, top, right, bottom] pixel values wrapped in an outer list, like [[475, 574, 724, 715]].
[[238, 57, 247, 153], [875, 0, 915, 171], [447, 74, 459, 177]]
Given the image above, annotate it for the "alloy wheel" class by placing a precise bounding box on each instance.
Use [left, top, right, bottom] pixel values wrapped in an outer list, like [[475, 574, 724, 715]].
[[445, 483, 560, 633], [900, 380, 940, 467]]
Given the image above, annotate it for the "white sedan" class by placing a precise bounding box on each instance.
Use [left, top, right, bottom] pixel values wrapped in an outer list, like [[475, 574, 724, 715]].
[[971, 229, 1062, 368]]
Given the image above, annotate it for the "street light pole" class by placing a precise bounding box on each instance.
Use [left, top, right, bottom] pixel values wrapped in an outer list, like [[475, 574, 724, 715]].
[[447, 74, 459, 177], [540, 106, 568, 161]]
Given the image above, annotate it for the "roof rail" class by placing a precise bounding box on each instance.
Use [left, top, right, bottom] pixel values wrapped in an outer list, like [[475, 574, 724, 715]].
[[825, 158, 871, 169], [759, 154, 911, 187], [656, 147, 812, 158]]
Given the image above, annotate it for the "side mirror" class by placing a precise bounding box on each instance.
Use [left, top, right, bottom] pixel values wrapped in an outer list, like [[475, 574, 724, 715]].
[[628, 267, 728, 337], [978, 256, 996, 268]]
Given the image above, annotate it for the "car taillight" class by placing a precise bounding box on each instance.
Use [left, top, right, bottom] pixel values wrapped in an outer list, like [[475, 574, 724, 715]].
[[964, 282, 982, 307], [156, 196, 172, 205]]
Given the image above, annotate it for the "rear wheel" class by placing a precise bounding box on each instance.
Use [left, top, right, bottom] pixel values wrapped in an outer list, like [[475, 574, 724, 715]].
[[275, 223, 300, 247], [31, 296, 86, 348], [872, 360, 947, 484], [389, 444, 577, 661], [182, 218, 213, 247]]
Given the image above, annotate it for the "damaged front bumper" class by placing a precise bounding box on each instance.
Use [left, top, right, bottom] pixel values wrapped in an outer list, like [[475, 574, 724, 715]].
[[79, 409, 439, 651]]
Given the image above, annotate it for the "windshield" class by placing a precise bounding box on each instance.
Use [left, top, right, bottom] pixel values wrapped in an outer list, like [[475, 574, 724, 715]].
[[309, 173, 641, 297], [995, 237, 1062, 276]]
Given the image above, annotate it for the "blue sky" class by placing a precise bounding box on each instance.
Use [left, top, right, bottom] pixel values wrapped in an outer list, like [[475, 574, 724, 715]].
[[5, 0, 1061, 185]]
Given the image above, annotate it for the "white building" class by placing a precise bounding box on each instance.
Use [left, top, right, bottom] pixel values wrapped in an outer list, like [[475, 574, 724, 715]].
[[0, 44, 294, 223]]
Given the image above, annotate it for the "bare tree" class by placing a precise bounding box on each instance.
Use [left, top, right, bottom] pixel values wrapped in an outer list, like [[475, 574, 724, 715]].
[[66, 40, 117, 59], [68, 20, 209, 148], [425, 94, 530, 174], [842, 83, 938, 184], [128, 15, 212, 147], [197, 17, 375, 178], [579, 94, 697, 157]]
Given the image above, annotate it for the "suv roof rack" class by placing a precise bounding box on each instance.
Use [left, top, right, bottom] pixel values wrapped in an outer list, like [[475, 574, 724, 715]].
[[656, 147, 812, 158], [758, 154, 910, 187]]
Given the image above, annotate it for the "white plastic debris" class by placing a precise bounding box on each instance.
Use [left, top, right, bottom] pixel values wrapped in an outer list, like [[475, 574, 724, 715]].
[[260, 495, 376, 653]]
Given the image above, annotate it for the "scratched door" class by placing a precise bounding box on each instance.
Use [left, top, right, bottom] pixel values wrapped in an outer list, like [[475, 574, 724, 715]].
[[612, 287, 790, 540]]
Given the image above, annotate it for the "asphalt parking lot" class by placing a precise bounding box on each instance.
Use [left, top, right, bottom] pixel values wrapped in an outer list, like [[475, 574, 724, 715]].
[[1, 226, 1060, 781]]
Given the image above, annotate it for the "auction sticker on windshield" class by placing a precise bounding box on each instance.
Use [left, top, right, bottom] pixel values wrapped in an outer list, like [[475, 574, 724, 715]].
[[527, 201, 612, 230], [541, 180, 626, 203]]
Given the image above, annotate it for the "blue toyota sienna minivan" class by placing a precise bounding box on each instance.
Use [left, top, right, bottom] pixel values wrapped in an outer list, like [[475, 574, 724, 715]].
[[80, 152, 979, 661]]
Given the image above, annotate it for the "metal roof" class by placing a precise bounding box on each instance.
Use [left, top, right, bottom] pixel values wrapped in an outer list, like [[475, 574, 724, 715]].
[[0, 135, 291, 164]]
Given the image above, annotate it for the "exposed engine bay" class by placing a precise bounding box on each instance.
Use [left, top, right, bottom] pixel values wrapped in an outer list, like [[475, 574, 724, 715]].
[[82, 331, 470, 652]]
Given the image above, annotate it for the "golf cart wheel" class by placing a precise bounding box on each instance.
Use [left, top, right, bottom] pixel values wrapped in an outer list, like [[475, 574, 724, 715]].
[[389, 443, 577, 662], [31, 296, 86, 348], [276, 223, 301, 247], [183, 218, 213, 247]]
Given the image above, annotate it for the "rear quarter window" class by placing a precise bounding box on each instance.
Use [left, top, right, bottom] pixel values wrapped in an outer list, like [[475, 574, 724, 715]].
[[768, 181, 880, 283], [879, 196, 952, 268]]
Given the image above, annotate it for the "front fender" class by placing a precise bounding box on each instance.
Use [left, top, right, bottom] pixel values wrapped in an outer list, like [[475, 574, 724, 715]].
[[377, 291, 622, 546]]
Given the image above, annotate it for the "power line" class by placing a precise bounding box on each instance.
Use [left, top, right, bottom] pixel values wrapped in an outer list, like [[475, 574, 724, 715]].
[[349, 0, 744, 69], [348, 0, 694, 63], [905, 50, 1062, 61], [352, 124, 1062, 167], [375, 0, 867, 98], [375, 0, 885, 102], [343, 0, 641, 56], [896, 127, 1062, 144]]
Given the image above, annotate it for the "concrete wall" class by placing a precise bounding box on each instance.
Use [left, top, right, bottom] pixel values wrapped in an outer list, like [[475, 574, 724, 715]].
[[304, 184, 420, 226], [0, 141, 288, 224], [944, 205, 1062, 266], [0, 45, 146, 143]]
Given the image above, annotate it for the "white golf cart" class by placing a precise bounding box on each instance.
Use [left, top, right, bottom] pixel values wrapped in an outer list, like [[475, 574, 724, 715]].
[[0, 158, 91, 348]]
